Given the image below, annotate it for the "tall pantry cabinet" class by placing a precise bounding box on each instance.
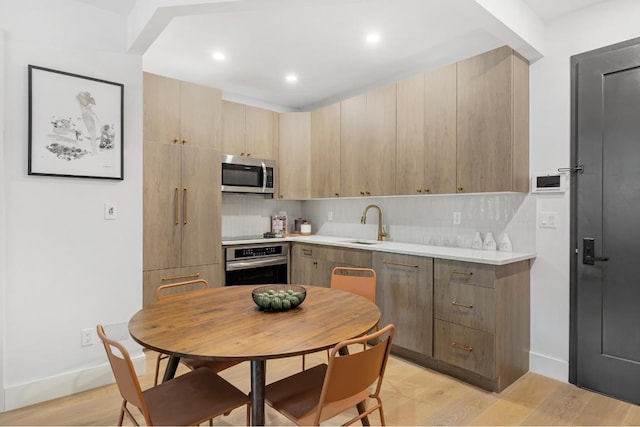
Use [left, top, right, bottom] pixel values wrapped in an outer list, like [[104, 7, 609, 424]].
[[142, 72, 223, 307]]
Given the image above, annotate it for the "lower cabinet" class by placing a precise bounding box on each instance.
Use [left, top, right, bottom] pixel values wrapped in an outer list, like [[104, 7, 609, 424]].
[[289, 243, 531, 392], [290, 243, 371, 287], [372, 252, 433, 356], [142, 263, 224, 307], [432, 258, 530, 392]]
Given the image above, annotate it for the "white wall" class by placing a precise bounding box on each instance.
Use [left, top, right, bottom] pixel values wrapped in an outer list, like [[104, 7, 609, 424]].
[[1, 0, 144, 410], [529, 0, 640, 381]]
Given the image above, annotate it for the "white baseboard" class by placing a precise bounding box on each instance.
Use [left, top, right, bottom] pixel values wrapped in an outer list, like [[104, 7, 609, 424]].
[[3, 352, 146, 411], [530, 351, 569, 383]]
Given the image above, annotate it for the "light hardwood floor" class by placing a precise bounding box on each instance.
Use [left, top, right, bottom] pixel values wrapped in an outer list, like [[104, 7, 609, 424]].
[[1, 349, 639, 426]]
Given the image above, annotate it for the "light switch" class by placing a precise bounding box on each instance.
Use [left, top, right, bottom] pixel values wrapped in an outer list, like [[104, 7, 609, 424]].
[[539, 211, 557, 228], [104, 203, 117, 220]]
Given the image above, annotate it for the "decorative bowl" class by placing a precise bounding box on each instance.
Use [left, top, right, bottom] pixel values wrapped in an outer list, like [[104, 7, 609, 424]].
[[252, 285, 306, 312]]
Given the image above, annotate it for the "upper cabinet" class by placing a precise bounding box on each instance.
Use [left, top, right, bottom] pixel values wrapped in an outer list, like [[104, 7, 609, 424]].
[[278, 112, 311, 199], [340, 84, 396, 197], [396, 65, 457, 195], [425, 64, 457, 194], [311, 103, 341, 198], [144, 72, 222, 150], [222, 101, 276, 159], [456, 46, 529, 193]]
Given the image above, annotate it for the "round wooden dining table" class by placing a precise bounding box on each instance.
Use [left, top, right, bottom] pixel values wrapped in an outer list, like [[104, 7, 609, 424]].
[[128, 285, 381, 426]]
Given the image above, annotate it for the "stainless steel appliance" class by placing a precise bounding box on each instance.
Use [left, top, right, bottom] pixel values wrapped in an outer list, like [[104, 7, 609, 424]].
[[225, 242, 288, 285], [221, 154, 275, 195]]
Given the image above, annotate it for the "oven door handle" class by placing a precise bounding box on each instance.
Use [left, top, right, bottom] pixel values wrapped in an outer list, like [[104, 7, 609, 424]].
[[226, 256, 288, 271], [261, 161, 267, 193]]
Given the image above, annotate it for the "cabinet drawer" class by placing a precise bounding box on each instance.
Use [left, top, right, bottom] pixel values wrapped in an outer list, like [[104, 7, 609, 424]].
[[434, 281, 495, 332], [143, 264, 222, 307], [434, 319, 495, 378], [292, 244, 371, 266], [434, 259, 495, 289]]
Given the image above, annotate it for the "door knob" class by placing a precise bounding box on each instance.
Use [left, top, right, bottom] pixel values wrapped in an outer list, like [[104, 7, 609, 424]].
[[583, 237, 609, 265]]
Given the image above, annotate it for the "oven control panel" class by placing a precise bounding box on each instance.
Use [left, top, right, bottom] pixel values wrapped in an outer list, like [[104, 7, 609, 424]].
[[226, 243, 289, 261]]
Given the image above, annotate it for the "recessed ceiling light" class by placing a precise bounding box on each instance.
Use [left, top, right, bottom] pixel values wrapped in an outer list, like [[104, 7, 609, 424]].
[[286, 74, 298, 83], [366, 33, 381, 44], [212, 52, 226, 61]]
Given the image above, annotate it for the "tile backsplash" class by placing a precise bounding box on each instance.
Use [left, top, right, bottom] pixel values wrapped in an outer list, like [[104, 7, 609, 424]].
[[222, 192, 536, 252], [221, 194, 303, 238]]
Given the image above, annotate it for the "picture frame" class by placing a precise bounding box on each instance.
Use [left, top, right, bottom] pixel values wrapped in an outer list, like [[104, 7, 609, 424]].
[[28, 65, 124, 180]]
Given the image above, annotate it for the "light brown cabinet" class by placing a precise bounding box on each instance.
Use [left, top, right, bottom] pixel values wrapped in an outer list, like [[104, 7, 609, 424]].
[[290, 244, 371, 287], [396, 65, 457, 195], [222, 101, 276, 159], [311, 103, 341, 198], [372, 252, 433, 356], [340, 84, 396, 197], [143, 72, 222, 149], [277, 112, 310, 199], [456, 46, 529, 193], [433, 258, 530, 391], [143, 73, 222, 307]]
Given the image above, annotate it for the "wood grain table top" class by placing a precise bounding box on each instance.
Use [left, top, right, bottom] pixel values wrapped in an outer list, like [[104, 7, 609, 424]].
[[129, 285, 381, 361]]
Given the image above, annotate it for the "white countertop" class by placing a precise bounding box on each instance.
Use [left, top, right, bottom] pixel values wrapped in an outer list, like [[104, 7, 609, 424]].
[[222, 234, 536, 266]]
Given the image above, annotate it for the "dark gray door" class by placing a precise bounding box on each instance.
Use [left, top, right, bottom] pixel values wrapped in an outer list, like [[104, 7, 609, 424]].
[[572, 39, 640, 404]]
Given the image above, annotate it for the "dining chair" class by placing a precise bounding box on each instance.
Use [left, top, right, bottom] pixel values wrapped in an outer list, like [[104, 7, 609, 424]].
[[265, 323, 395, 426], [153, 279, 241, 385], [97, 324, 250, 426], [302, 267, 378, 370]]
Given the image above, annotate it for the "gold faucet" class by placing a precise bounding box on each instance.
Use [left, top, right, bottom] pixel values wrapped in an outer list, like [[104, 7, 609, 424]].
[[361, 204, 388, 241]]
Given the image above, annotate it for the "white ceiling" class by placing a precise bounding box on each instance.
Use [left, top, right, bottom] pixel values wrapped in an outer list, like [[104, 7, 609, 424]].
[[78, 0, 606, 110]]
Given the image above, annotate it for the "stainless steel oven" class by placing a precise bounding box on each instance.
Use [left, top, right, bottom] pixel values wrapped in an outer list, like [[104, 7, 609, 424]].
[[225, 242, 288, 285]]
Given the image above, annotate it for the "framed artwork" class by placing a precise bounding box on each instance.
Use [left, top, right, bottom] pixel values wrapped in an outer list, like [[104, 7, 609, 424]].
[[28, 65, 124, 180]]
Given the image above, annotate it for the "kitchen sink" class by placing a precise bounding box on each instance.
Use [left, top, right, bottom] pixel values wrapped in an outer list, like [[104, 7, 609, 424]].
[[344, 239, 379, 245]]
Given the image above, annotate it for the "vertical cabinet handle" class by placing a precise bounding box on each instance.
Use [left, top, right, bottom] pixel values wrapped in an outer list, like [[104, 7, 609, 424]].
[[174, 187, 179, 225], [183, 188, 188, 225]]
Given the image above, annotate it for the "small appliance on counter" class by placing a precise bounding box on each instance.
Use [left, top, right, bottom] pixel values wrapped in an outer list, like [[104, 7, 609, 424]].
[[292, 218, 312, 235]]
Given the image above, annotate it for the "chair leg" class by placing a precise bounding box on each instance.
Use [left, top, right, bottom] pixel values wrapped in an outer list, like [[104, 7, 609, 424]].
[[376, 397, 386, 426], [118, 401, 125, 426], [246, 403, 251, 426], [153, 354, 163, 386]]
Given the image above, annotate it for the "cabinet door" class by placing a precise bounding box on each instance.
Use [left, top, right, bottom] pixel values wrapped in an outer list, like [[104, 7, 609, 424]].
[[180, 81, 221, 149], [181, 146, 221, 267], [311, 103, 341, 198], [456, 46, 513, 193], [373, 253, 433, 355], [245, 105, 275, 159], [396, 74, 425, 195], [143, 73, 180, 144], [340, 94, 367, 197], [222, 101, 246, 155], [425, 64, 457, 194], [278, 112, 310, 199], [365, 84, 396, 196], [143, 141, 181, 271]]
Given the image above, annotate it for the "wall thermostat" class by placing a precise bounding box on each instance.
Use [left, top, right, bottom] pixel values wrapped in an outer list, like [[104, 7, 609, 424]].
[[532, 173, 567, 193]]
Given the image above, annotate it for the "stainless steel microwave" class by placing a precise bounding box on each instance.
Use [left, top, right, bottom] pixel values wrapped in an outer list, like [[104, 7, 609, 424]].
[[221, 154, 275, 195]]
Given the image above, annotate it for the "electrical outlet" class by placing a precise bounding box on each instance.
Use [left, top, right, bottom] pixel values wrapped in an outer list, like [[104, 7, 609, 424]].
[[453, 211, 461, 225], [328, 211, 333, 221], [81, 328, 94, 347]]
